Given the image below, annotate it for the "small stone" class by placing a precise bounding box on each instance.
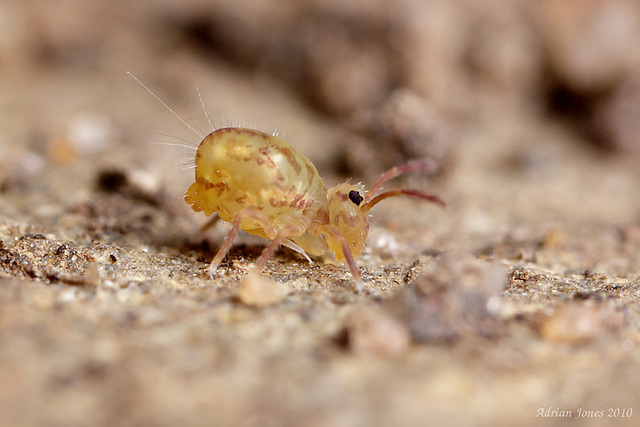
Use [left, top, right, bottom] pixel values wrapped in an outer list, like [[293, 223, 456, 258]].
[[343, 88, 454, 183], [387, 251, 508, 343], [595, 79, 640, 153], [539, 0, 640, 92], [238, 275, 288, 307], [541, 228, 567, 249], [67, 112, 113, 155], [347, 305, 411, 358], [540, 301, 613, 343]]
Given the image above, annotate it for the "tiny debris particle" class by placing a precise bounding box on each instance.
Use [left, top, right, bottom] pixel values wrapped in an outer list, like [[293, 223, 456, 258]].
[[84, 262, 103, 287], [110, 254, 117, 263], [346, 305, 411, 357], [97, 169, 128, 193], [47, 136, 77, 164], [67, 112, 113, 155], [95, 168, 162, 205], [541, 228, 567, 249], [539, 301, 615, 343], [55, 244, 69, 256], [238, 275, 288, 307], [21, 233, 47, 240]]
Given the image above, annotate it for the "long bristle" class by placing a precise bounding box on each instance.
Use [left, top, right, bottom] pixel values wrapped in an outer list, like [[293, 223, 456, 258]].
[[127, 71, 204, 139], [196, 85, 216, 133], [150, 141, 198, 150]]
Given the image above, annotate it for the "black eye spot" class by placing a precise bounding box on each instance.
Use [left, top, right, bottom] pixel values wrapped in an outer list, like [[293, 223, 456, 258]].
[[348, 190, 363, 206]]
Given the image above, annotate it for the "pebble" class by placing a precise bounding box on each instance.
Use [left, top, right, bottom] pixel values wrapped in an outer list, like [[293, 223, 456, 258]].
[[347, 305, 411, 358], [539, 0, 640, 91], [387, 251, 508, 343], [539, 301, 616, 343], [238, 275, 288, 307]]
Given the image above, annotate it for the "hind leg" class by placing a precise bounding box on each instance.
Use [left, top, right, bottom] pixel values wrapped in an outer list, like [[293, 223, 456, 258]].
[[209, 209, 276, 278], [250, 224, 301, 275], [209, 214, 243, 278]]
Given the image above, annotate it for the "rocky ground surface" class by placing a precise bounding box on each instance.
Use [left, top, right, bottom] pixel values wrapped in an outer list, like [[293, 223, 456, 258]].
[[1, 1, 640, 426]]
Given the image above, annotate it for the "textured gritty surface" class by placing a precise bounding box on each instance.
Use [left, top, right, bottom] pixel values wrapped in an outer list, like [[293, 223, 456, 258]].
[[1, 1, 640, 426]]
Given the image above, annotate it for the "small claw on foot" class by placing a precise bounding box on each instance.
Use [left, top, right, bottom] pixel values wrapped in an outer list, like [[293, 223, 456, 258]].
[[209, 261, 221, 279], [353, 278, 364, 294]]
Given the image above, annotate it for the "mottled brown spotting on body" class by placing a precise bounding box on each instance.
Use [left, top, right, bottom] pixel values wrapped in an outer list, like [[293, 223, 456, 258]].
[[197, 178, 228, 193], [256, 154, 276, 169], [215, 182, 228, 192], [311, 209, 328, 223], [284, 186, 295, 199], [259, 146, 271, 156], [234, 128, 264, 142], [196, 177, 213, 189], [269, 197, 288, 208], [226, 149, 245, 162], [290, 195, 312, 210], [258, 146, 277, 168], [290, 193, 304, 207], [306, 175, 317, 192], [304, 161, 316, 180], [280, 146, 302, 175], [297, 198, 308, 209], [336, 213, 361, 227]]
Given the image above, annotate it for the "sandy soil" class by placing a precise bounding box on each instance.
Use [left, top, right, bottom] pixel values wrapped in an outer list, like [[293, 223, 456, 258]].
[[1, 1, 640, 426]]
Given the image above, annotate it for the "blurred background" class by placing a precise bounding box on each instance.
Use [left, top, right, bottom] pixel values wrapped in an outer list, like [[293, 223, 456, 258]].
[[2, 0, 640, 163], [1, 1, 640, 426]]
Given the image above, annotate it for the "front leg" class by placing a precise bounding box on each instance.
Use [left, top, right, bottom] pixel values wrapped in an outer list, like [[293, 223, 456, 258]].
[[316, 225, 364, 293]]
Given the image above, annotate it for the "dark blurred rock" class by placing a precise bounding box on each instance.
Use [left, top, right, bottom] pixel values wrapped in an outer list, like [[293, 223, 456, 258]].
[[341, 89, 455, 182], [386, 252, 508, 343], [346, 305, 411, 357], [539, 0, 640, 93], [539, 300, 622, 343], [594, 79, 640, 153]]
